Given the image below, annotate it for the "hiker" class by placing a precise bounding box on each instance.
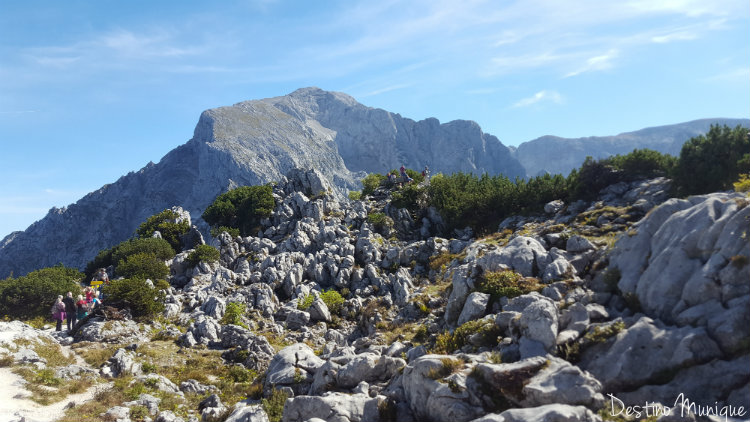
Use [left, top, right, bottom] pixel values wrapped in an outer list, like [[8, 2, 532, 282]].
[[76, 294, 89, 320], [84, 286, 94, 302], [91, 290, 102, 310], [387, 172, 395, 186], [399, 165, 412, 184], [51, 296, 66, 332], [422, 166, 430, 181], [63, 291, 77, 332], [93, 268, 109, 284]]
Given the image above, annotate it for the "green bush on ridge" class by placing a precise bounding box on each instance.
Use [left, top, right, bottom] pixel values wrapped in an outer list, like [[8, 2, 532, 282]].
[[203, 185, 275, 237], [0, 265, 83, 319], [136, 209, 190, 251]]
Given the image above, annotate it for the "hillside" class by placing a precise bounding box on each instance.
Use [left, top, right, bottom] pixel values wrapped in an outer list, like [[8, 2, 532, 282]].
[[0, 88, 524, 278], [514, 118, 750, 177], [1, 168, 747, 422]]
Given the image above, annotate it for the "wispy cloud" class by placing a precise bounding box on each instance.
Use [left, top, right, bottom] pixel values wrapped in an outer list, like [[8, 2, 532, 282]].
[[512, 90, 563, 108], [361, 84, 411, 97], [565, 49, 619, 77]]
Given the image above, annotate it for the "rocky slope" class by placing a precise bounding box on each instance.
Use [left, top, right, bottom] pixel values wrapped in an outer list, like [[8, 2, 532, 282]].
[[514, 118, 750, 177], [0, 88, 525, 278], [3, 168, 747, 422]]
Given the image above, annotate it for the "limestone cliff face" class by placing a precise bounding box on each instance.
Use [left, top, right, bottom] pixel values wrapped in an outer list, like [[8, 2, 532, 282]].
[[0, 88, 524, 277], [514, 118, 750, 177]]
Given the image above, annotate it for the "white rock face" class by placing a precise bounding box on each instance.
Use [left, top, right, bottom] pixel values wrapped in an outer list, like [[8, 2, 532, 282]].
[[0, 87, 524, 278], [608, 192, 750, 353]]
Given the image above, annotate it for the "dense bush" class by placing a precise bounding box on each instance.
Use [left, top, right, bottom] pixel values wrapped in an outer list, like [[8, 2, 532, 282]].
[[101, 277, 169, 318], [186, 244, 220, 267], [221, 302, 247, 327], [202, 185, 275, 236], [320, 289, 344, 315], [210, 226, 241, 238], [136, 209, 190, 251], [361, 173, 386, 196], [0, 265, 83, 319], [672, 125, 750, 195], [111, 237, 175, 265], [85, 237, 175, 281], [116, 252, 170, 280]]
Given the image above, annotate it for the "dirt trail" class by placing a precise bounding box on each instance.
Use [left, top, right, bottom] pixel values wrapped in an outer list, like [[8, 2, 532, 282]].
[[0, 326, 106, 422]]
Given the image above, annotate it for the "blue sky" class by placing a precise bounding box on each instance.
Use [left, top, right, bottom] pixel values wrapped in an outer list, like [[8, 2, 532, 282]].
[[1, 0, 748, 238]]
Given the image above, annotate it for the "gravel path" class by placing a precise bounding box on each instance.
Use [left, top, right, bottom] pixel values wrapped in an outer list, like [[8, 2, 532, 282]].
[[0, 324, 106, 422]]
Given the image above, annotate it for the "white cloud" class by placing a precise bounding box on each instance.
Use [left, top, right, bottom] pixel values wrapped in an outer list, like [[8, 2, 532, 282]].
[[512, 90, 563, 108], [565, 49, 619, 77], [361, 84, 411, 97], [651, 30, 698, 43]]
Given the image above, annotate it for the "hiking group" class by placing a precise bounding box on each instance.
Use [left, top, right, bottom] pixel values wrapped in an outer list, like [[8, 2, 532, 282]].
[[387, 165, 430, 187], [51, 268, 107, 333]]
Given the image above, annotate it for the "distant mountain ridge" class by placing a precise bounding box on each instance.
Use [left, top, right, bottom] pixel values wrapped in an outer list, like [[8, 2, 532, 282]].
[[513, 118, 750, 177], [0, 87, 525, 277]]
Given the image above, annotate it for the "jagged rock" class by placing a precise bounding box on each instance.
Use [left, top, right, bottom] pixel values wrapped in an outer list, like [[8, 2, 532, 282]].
[[617, 355, 750, 409], [544, 200, 565, 214], [265, 343, 325, 396], [579, 316, 722, 392], [401, 354, 484, 422], [199, 394, 226, 422], [285, 309, 311, 330], [308, 298, 331, 322], [103, 348, 142, 378], [281, 392, 380, 422], [457, 292, 489, 326], [336, 353, 406, 388], [186, 315, 222, 345], [155, 411, 185, 422], [444, 264, 479, 326], [609, 193, 750, 334], [520, 357, 604, 408], [55, 364, 98, 380], [76, 319, 144, 343], [104, 406, 131, 421], [504, 293, 559, 356], [224, 403, 270, 422], [180, 379, 218, 395], [201, 296, 226, 320], [565, 235, 595, 253], [477, 236, 550, 277], [470, 404, 601, 422], [136, 374, 183, 396], [123, 393, 161, 416]]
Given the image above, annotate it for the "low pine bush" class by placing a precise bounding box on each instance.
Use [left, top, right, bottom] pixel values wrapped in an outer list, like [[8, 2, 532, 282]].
[[186, 244, 220, 267]]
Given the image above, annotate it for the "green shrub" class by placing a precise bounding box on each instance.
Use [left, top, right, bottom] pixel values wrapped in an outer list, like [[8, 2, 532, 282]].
[[203, 185, 275, 236], [101, 277, 168, 319], [221, 302, 247, 327], [262, 388, 291, 422], [136, 209, 190, 251], [348, 191, 362, 201], [476, 270, 541, 301], [432, 319, 501, 354], [320, 290, 344, 315], [111, 237, 176, 266], [0, 265, 82, 319], [361, 173, 386, 196], [186, 244, 220, 267], [116, 252, 169, 280], [367, 212, 393, 233], [673, 125, 750, 196], [391, 183, 427, 212], [297, 294, 314, 310], [210, 226, 241, 238], [734, 174, 750, 193]]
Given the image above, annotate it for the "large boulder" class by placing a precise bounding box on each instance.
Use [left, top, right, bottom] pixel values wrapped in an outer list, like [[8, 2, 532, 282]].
[[609, 193, 750, 335], [477, 236, 550, 277], [579, 316, 722, 392], [264, 343, 325, 396], [281, 392, 380, 422]]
